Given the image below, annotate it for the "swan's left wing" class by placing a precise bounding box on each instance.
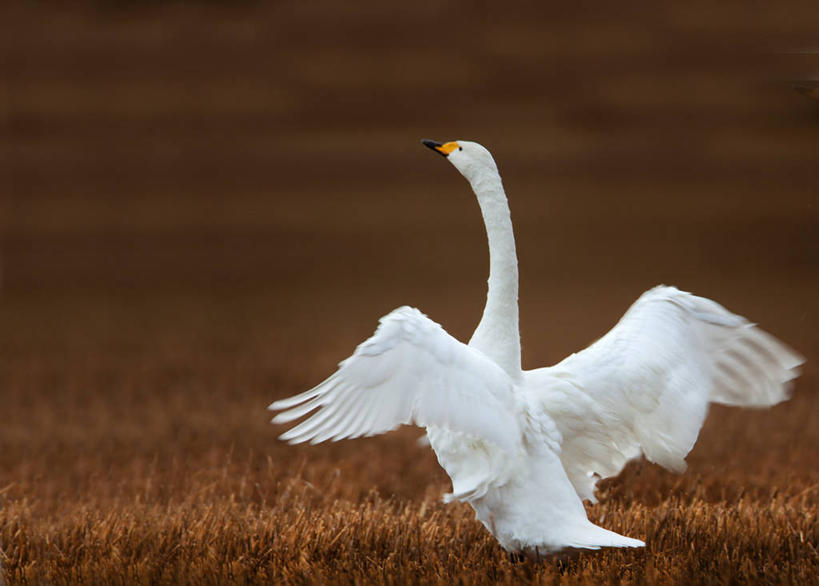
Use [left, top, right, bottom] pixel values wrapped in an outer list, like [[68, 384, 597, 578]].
[[269, 306, 520, 451], [534, 286, 803, 501]]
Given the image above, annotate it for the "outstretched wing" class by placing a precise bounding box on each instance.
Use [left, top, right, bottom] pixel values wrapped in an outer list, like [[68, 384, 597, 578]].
[[534, 286, 803, 501], [269, 306, 520, 451]]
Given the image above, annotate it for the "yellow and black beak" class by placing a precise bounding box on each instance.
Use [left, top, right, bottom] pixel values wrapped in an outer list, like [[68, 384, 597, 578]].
[[422, 139, 459, 157]]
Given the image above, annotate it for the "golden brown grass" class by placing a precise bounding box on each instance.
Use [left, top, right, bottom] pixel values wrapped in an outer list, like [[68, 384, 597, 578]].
[[5, 479, 817, 585], [1, 293, 817, 584]]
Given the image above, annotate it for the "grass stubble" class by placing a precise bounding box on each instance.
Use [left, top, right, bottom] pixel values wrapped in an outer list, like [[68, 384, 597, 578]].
[[0, 320, 816, 585]]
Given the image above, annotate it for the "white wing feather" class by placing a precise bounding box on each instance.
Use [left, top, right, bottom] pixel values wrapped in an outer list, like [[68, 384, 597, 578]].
[[532, 286, 804, 501], [269, 306, 521, 452]]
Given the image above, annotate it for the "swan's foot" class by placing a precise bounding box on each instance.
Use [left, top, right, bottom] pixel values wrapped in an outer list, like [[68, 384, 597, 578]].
[[508, 551, 527, 564]]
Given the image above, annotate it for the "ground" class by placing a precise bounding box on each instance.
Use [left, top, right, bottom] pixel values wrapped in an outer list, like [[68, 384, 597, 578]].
[[2, 307, 817, 583]]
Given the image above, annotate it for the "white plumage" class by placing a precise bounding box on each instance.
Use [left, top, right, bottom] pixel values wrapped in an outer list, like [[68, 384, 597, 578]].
[[269, 139, 803, 556]]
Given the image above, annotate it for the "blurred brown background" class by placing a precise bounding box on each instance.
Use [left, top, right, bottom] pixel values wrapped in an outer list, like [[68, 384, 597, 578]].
[[1, 1, 818, 503]]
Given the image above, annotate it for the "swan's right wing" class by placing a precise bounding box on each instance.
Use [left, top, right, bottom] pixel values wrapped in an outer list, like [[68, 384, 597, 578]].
[[536, 286, 803, 501], [269, 306, 520, 451]]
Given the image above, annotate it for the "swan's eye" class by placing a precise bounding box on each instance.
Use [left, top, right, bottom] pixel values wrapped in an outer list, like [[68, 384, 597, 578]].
[[459, 147, 463, 151]]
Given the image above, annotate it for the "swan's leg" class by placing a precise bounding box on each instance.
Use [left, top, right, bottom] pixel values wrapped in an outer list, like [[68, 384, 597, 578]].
[[509, 551, 527, 564]]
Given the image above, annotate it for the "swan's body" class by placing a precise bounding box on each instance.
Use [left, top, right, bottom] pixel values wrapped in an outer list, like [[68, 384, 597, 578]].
[[269, 140, 803, 555]]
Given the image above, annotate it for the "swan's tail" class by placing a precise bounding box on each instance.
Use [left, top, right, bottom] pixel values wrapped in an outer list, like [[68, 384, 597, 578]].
[[557, 522, 645, 552]]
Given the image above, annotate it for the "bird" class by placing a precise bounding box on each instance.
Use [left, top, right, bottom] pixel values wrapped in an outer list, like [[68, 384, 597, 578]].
[[268, 139, 804, 557]]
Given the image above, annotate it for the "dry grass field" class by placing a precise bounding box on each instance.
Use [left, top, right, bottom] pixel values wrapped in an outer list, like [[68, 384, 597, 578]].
[[2, 2, 818, 584]]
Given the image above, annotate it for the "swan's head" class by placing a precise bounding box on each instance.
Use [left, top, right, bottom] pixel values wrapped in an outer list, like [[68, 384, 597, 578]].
[[422, 139, 498, 184]]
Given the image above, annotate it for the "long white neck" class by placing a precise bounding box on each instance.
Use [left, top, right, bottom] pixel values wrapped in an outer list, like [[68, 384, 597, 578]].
[[466, 169, 522, 379]]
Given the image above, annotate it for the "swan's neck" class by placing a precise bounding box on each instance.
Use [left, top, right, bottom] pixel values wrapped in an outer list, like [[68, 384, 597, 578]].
[[467, 170, 521, 378]]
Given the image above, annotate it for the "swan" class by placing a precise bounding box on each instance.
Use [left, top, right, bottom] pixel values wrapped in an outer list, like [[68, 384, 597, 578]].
[[269, 139, 803, 556]]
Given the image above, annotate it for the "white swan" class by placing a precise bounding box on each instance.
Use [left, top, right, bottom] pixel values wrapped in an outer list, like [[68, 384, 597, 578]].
[[269, 139, 803, 555]]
